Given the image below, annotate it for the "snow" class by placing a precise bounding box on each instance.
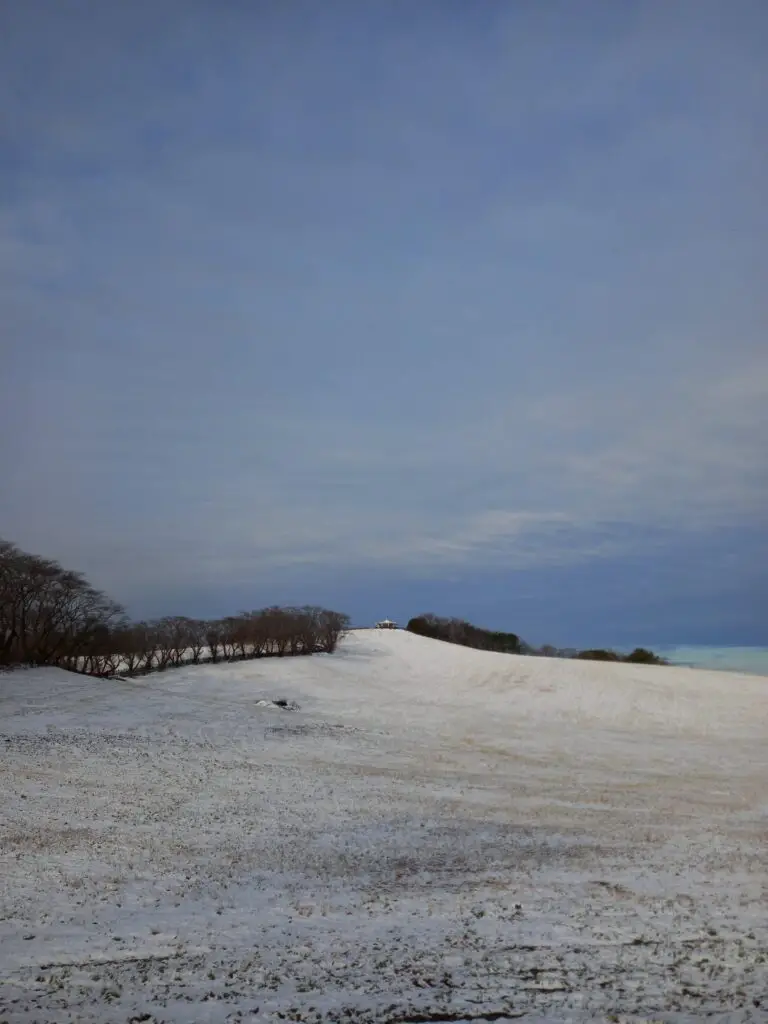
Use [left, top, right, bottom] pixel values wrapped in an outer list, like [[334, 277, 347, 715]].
[[1, 629, 767, 1023]]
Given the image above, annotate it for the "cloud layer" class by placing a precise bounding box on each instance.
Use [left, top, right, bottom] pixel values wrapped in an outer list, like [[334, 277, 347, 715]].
[[1, 1, 766, 636]]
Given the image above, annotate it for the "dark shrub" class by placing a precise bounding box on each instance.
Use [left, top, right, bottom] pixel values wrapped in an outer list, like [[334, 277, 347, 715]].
[[624, 647, 667, 665], [406, 614, 521, 655], [574, 649, 622, 662]]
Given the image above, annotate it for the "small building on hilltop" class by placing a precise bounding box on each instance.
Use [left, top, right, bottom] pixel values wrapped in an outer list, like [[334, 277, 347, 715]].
[[375, 619, 398, 629]]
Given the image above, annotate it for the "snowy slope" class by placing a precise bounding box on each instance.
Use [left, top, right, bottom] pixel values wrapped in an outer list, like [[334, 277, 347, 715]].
[[1, 630, 766, 1023]]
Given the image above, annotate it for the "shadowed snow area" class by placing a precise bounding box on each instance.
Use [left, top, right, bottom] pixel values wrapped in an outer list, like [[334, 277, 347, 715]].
[[1, 629, 766, 1023]]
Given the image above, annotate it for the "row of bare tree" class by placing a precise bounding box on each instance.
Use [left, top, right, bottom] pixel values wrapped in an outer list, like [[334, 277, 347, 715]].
[[1, 538, 350, 676]]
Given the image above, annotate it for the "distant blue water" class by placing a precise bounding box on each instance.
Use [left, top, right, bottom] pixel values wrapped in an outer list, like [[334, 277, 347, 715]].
[[651, 646, 768, 676]]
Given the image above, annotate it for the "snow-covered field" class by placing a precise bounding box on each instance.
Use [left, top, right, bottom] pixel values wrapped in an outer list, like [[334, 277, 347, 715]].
[[1, 629, 767, 1023]]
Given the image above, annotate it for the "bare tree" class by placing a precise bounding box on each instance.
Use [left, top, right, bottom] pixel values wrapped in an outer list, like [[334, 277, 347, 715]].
[[229, 614, 251, 660], [316, 609, 350, 653], [0, 539, 124, 669], [244, 610, 270, 657], [1, 537, 351, 678], [112, 625, 143, 676], [129, 621, 158, 674], [187, 619, 207, 664], [220, 616, 240, 660], [160, 616, 196, 668], [151, 619, 174, 672], [205, 620, 225, 663], [260, 606, 290, 656]]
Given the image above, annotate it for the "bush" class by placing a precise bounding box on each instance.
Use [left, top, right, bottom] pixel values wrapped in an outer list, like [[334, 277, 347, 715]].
[[575, 647, 667, 665], [406, 614, 521, 655], [406, 614, 445, 641], [574, 649, 622, 662], [624, 647, 668, 665]]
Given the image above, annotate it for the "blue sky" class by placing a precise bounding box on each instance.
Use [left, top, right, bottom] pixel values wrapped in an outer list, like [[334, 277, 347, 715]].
[[1, 1, 766, 647]]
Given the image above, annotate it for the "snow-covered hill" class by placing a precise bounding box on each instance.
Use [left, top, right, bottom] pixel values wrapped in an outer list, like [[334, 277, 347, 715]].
[[1, 630, 766, 1022]]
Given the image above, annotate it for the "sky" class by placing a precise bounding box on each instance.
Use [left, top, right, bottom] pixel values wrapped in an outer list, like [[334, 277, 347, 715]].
[[1, 0, 766, 648]]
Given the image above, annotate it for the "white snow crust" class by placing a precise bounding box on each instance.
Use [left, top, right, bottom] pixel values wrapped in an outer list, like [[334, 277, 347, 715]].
[[1, 629, 766, 1022]]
